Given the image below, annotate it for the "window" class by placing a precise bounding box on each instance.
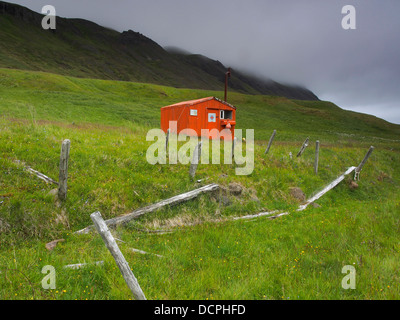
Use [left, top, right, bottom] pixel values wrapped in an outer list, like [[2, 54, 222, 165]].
[[220, 110, 233, 120], [208, 113, 216, 122], [190, 109, 198, 116]]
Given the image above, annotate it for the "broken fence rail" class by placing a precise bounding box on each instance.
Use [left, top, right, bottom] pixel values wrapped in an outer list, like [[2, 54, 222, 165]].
[[25, 166, 58, 185], [91, 211, 146, 300], [75, 183, 219, 234], [354, 146, 374, 180], [297, 166, 356, 211], [231, 166, 357, 221]]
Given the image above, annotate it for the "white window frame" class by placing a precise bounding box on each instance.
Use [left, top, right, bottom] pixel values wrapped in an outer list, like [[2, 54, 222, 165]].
[[220, 109, 233, 120]]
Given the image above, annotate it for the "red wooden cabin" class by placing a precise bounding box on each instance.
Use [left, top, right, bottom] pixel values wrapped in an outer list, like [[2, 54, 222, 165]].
[[160, 97, 236, 140]]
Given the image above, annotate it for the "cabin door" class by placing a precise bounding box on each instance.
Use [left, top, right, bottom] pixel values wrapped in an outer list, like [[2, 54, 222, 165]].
[[206, 109, 219, 139]]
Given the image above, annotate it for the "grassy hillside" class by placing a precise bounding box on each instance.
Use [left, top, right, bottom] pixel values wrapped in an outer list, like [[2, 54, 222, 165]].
[[0, 68, 399, 142], [0, 68, 399, 300]]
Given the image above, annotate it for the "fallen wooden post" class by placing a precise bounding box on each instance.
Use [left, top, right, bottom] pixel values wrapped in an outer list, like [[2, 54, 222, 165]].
[[231, 166, 356, 221], [75, 183, 220, 234], [58, 139, 70, 200], [129, 247, 163, 258], [297, 137, 309, 157], [232, 210, 282, 221], [90, 211, 146, 300], [115, 238, 164, 258], [314, 140, 320, 174], [14, 160, 58, 185], [25, 166, 58, 185], [107, 166, 357, 230], [189, 141, 202, 179], [64, 261, 104, 270], [354, 146, 374, 180], [298, 166, 356, 211], [264, 130, 277, 154], [122, 167, 357, 229]]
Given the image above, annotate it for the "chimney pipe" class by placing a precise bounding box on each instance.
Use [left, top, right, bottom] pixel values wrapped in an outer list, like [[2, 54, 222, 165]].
[[224, 67, 231, 102]]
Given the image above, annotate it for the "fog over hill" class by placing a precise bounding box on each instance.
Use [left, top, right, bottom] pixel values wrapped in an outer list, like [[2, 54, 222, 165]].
[[0, 1, 319, 101]]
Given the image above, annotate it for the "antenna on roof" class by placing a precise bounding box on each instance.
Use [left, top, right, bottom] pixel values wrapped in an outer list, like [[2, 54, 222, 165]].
[[224, 67, 231, 102]]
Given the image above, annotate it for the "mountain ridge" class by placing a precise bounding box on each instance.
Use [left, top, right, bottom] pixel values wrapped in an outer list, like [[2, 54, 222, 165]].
[[0, 1, 319, 100]]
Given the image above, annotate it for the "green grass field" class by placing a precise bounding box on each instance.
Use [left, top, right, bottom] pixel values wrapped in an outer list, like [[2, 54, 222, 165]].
[[0, 68, 399, 300]]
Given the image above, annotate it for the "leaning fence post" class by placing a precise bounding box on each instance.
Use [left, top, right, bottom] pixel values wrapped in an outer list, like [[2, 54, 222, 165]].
[[58, 139, 70, 200], [314, 140, 320, 174], [189, 141, 202, 179], [297, 137, 309, 157], [90, 211, 146, 300], [264, 129, 276, 154], [354, 146, 374, 180]]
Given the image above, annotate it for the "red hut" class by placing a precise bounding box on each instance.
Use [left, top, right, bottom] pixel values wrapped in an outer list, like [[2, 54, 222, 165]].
[[160, 97, 236, 140]]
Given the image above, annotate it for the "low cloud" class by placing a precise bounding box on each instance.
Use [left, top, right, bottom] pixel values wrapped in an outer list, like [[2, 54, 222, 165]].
[[9, 0, 400, 124]]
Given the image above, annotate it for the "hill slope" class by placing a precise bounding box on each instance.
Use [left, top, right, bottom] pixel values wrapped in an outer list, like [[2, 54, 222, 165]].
[[0, 1, 318, 100], [0, 67, 399, 300], [0, 67, 399, 142]]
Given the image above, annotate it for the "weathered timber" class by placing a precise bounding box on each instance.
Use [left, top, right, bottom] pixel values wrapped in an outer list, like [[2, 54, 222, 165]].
[[58, 139, 70, 200], [297, 137, 309, 157], [90, 211, 146, 300], [115, 238, 164, 258], [298, 166, 356, 211], [314, 140, 320, 174], [129, 164, 354, 228], [264, 130, 277, 154], [165, 128, 170, 154], [75, 184, 220, 234], [189, 141, 202, 178], [354, 146, 374, 180], [25, 167, 58, 185], [232, 210, 281, 221], [232, 137, 236, 160], [130, 247, 163, 258], [14, 159, 58, 185], [232, 166, 356, 221], [64, 261, 104, 270]]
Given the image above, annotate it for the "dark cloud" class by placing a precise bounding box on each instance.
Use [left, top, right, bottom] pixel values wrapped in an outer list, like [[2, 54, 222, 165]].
[[8, 0, 400, 124]]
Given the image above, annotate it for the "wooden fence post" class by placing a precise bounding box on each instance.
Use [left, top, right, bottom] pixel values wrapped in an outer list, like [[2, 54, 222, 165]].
[[354, 146, 374, 180], [165, 128, 170, 155], [90, 211, 146, 300], [264, 129, 276, 154], [189, 141, 202, 179], [297, 137, 309, 157], [314, 140, 320, 174], [232, 137, 236, 161], [58, 139, 70, 200]]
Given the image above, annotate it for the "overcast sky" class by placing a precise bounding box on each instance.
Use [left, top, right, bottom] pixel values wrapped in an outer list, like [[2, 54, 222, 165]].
[[8, 0, 400, 124]]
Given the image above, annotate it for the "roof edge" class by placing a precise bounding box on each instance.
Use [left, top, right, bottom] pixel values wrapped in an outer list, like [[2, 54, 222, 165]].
[[161, 96, 236, 109]]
